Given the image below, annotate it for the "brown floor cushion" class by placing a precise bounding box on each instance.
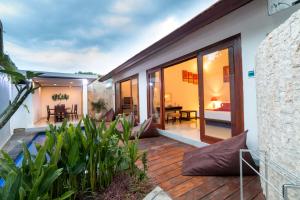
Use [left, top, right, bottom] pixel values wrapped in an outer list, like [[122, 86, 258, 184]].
[[131, 117, 160, 139], [182, 131, 257, 176], [104, 109, 115, 122]]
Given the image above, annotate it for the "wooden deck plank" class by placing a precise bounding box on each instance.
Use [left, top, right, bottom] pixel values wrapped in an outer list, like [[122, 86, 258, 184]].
[[139, 136, 264, 200]]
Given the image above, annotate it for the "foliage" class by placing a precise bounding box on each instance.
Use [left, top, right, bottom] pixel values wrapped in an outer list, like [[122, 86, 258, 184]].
[[0, 138, 74, 200], [91, 98, 107, 112], [0, 53, 42, 129], [51, 93, 69, 101], [0, 116, 148, 199]]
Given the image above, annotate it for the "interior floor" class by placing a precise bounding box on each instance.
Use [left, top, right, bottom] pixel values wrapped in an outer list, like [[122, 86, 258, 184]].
[[165, 119, 231, 141], [34, 116, 83, 128]]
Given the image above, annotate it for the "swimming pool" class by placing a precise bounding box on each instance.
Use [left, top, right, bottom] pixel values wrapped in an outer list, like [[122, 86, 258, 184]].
[[0, 132, 46, 187]]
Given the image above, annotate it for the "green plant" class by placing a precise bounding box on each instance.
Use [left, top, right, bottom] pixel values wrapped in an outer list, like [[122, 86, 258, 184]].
[[0, 137, 74, 200], [0, 53, 42, 129], [0, 116, 148, 199], [91, 99, 107, 113]]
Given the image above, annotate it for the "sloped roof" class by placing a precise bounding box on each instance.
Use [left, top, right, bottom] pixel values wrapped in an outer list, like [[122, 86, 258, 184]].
[[99, 0, 253, 81]]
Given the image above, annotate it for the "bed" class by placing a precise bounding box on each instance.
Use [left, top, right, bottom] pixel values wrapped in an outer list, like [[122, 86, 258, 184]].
[[204, 103, 231, 126]]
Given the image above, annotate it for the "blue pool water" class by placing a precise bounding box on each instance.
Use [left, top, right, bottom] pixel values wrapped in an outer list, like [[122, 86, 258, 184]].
[[0, 133, 46, 187]]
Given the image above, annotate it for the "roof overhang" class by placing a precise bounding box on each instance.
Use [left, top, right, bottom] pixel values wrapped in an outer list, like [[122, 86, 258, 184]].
[[19, 70, 98, 86], [99, 0, 253, 82]]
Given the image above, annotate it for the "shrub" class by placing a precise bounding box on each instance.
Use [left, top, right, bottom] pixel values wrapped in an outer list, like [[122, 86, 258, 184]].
[[0, 116, 148, 199]]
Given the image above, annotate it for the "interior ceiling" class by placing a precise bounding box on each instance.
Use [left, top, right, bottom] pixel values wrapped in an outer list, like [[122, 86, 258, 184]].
[[33, 77, 84, 87]]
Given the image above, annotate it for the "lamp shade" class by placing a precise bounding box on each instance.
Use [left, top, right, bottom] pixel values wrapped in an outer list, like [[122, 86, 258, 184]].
[[211, 96, 218, 101]]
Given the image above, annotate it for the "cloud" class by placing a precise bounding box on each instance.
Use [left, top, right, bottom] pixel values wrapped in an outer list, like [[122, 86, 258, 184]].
[[0, 2, 24, 18], [111, 0, 147, 14], [73, 27, 107, 39], [100, 15, 131, 28], [4, 41, 116, 75]]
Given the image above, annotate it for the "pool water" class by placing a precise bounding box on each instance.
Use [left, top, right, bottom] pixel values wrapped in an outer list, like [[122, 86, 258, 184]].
[[0, 133, 46, 187]]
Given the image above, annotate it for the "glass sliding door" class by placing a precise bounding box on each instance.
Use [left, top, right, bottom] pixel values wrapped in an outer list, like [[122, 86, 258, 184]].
[[198, 36, 244, 143], [116, 75, 139, 122], [202, 48, 232, 140], [148, 69, 164, 129]]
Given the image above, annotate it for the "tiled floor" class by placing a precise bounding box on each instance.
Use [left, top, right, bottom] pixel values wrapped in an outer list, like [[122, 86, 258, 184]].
[[165, 119, 231, 141], [34, 116, 82, 128]]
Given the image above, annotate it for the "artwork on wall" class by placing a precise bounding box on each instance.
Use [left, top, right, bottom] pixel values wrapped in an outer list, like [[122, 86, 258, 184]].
[[188, 72, 193, 83], [182, 70, 199, 85], [52, 93, 69, 101], [193, 74, 198, 84], [223, 66, 230, 82], [182, 70, 188, 82]]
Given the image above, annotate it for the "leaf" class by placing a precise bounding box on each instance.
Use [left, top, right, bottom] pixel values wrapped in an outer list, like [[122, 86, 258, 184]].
[[25, 71, 43, 79], [53, 190, 75, 200], [39, 166, 63, 195]]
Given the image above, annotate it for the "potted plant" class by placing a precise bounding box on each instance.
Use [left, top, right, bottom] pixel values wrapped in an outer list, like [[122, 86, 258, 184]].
[[91, 98, 107, 121]]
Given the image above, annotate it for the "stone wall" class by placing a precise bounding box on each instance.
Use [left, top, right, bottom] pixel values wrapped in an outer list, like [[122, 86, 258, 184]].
[[256, 9, 300, 199], [87, 80, 114, 116]]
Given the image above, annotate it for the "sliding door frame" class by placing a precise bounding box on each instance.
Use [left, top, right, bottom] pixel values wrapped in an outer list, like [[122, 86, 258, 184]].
[[146, 34, 244, 143], [198, 35, 244, 143], [115, 74, 140, 122]]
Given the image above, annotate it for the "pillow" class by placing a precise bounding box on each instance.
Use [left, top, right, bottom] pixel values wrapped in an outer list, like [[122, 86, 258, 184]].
[[182, 131, 257, 176], [131, 117, 160, 139], [104, 109, 115, 122]]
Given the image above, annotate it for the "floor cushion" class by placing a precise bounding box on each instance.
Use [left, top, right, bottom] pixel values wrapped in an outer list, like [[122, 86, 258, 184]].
[[104, 109, 115, 122], [131, 117, 160, 139], [182, 131, 257, 176]]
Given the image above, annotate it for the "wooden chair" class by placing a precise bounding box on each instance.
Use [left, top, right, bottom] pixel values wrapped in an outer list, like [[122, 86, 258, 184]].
[[47, 105, 55, 121], [73, 104, 78, 119], [122, 97, 133, 114], [54, 105, 67, 122]]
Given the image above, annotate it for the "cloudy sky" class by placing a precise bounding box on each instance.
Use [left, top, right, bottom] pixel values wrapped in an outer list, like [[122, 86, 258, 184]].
[[0, 0, 216, 75]]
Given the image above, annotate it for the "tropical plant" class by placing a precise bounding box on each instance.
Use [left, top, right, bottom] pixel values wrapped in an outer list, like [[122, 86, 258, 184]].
[[0, 53, 42, 129], [0, 116, 148, 199], [0, 137, 74, 200], [91, 98, 107, 113]]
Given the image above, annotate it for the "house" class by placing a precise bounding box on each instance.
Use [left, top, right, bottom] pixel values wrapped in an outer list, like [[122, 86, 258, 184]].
[[0, 70, 97, 148], [99, 0, 300, 150]]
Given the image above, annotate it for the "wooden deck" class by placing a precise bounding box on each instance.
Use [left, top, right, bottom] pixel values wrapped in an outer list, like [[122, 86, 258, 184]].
[[138, 136, 264, 200]]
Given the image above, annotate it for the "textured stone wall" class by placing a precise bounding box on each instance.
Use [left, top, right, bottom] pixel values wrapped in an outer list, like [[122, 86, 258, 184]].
[[256, 9, 300, 199], [87, 80, 114, 116]]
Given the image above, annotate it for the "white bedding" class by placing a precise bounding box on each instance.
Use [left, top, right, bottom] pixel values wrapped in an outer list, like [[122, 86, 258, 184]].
[[204, 110, 231, 122]]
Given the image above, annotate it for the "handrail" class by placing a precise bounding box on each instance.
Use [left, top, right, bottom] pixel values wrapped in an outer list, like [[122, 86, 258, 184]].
[[239, 149, 300, 200]]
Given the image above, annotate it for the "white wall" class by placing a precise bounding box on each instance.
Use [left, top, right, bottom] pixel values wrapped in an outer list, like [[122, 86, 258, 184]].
[[32, 86, 42, 123], [110, 0, 300, 150], [10, 86, 34, 129], [40, 86, 83, 118], [0, 75, 12, 148]]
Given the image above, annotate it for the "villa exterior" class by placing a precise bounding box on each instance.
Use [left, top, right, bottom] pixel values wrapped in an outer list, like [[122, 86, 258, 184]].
[[0, 71, 97, 148], [99, 0, 300, 150]]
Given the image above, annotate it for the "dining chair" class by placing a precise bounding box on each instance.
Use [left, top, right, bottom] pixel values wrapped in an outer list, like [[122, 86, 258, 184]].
[[73, 104, 78, 119], [47, 105, 55, 121], [67, 104, 73, 120]]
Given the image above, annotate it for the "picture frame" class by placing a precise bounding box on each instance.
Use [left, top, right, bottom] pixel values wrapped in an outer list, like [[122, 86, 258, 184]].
[[188, 72, 193, 83], [193, 74, 198, 84], [182, 70, 188, 82], [223, 66, 230, 82]]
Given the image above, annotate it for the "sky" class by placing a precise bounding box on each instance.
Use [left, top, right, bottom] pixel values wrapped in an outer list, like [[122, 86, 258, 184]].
[[0, 0, 217, 75]]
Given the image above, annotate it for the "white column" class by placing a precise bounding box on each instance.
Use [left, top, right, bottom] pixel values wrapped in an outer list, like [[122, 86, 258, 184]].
[[82, 79, 88, 116]]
